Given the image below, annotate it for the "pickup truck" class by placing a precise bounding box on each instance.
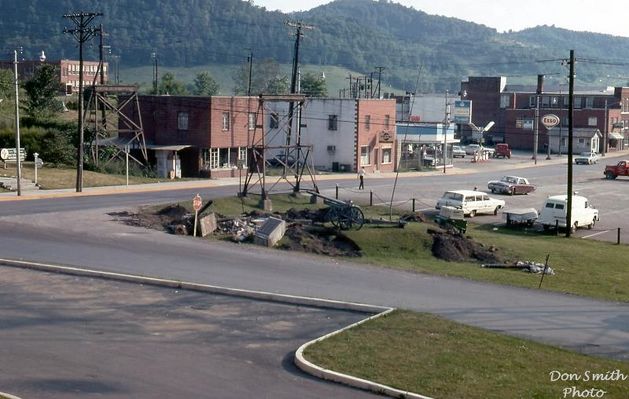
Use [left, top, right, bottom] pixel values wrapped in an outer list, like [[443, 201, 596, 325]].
[[574, 151, 600, 165], [604, 160, 629, 179], [492, 143, 512, 159]]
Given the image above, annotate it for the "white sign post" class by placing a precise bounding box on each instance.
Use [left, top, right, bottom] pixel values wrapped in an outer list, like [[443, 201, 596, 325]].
[[542, 114, 560, 159], [192, 193, 202, 237]]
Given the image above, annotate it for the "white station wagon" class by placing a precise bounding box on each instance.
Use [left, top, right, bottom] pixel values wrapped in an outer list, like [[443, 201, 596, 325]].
[[436, 190, 505, 217]]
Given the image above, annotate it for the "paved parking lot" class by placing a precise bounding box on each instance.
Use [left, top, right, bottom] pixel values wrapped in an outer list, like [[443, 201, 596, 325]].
[[0, 266, 380, 399]]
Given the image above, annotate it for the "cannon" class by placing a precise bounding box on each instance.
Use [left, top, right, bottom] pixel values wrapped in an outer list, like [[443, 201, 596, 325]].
[[306, 191, 364, 230]]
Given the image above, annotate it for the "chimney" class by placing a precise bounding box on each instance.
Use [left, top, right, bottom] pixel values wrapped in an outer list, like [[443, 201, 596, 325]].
[[536, 74, 544, 95]]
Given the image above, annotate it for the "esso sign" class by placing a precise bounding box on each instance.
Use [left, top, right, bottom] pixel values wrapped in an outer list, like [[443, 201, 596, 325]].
[[542, 114, 560, 129]]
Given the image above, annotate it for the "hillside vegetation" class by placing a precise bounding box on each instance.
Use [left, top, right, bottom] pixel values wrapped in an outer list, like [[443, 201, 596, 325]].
[[2, 0, 628, 92]]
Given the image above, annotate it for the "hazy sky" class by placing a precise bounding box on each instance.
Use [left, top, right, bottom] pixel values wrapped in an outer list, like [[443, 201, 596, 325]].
[[254, 0, 629, 38]]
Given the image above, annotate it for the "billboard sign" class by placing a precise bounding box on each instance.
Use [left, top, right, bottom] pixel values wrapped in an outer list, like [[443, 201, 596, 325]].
[[453, 100, 472, 124]]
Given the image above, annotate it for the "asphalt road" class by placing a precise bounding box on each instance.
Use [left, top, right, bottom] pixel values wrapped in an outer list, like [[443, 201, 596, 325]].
[[0, 205, 627, 361], [0, 267, 380, 399], [0, 154, 628, 363]]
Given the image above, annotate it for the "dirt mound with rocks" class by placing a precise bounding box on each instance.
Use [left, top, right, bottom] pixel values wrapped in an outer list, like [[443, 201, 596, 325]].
[[430, 229, 504, 263], [278, 224, 361, 257]]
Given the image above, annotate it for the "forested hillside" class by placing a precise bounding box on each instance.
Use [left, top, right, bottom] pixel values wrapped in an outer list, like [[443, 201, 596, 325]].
[[1, 0, 628, 92]]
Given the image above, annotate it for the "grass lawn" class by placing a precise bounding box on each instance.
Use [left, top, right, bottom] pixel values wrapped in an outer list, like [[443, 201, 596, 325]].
[[305, 310, 629, 399], [205, 193, 629, 303], [1, 165, 172, 189]]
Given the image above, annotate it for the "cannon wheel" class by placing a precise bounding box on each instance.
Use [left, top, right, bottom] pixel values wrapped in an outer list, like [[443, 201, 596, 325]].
[[329, 205, 364, 230]]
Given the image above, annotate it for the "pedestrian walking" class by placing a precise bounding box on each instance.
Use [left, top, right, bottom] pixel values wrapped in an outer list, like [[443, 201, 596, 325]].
[[358, 167, 365, 190]]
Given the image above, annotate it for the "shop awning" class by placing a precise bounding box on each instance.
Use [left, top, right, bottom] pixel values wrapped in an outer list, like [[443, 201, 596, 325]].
[[145, 144, 192, 151], [609, 132, 624, 140]]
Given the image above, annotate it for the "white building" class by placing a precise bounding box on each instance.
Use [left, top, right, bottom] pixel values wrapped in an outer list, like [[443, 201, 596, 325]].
[[265, 98, 397, 173]]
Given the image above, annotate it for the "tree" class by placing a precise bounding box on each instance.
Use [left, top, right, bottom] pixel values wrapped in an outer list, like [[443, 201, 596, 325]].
[[0, 69, 12, 99], [158, 72, 187, 95], [192, 71, 220, 96], [300, 72, 327, 97], [23, 64, 61, 119], [232, 58, 289, 95]]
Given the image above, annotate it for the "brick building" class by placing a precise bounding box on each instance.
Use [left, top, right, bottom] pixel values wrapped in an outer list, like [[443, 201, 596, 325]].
[[120, 96, 396, 178], [0, 58, 108, 93], [120, 95, 259, 179], [459, 76, 628, 153]]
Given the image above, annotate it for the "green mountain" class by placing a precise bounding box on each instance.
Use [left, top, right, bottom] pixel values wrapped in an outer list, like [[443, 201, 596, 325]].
[[1, 0, 627, 92]]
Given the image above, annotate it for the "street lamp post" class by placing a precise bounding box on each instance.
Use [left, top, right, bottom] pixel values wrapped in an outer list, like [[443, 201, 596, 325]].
[[151, 52, 158, 94], [13, 49, 21, 196]]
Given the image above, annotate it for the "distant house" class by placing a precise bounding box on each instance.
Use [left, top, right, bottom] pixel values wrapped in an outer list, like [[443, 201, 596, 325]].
[[548, 127, 601, 154]]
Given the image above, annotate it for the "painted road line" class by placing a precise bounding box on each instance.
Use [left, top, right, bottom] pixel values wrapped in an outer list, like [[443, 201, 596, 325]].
[[581, 230, 610, 239]]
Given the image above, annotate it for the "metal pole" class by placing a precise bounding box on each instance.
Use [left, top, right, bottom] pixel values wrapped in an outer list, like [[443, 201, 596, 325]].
[[443, 90, 449, 174], [247, 50, 253, 96], [533, 95, 539, 164], [13, 50, 21, 196], [125, 144, 129, 187], [33, 152, 38, 186], [603, 99, 608, 156]]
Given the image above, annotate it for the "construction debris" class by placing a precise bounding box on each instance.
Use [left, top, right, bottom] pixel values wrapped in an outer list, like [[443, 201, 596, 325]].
[[481, 261, 555, 275]]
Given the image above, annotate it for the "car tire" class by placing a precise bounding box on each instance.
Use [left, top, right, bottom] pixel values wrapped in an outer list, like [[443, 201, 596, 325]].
[[469, 210, 476, 218], [493, 207, 500, 215], [571, 222, 578, 233], [605, 172, 617, 180], [588, 218, 596, 229]]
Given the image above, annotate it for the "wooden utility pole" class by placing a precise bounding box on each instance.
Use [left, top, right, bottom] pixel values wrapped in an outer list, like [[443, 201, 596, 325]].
[[64, 11, 102, 192], [285, 21, 313, 193], [566, 50, 575, 238]]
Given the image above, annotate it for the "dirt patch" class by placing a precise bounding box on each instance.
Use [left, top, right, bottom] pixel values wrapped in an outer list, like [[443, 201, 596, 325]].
[[429, 228, 505, 263], [278, 224, 361, 257], [109, 207, 193, 234], [112, 204, 502, 264], [110, 206, 361, 257]]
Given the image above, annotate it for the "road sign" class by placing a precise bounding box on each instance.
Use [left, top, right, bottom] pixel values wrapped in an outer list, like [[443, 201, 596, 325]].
[[0, 147, 26, 162], [192, 194, 202, 211], [542, 114, 560, 129]]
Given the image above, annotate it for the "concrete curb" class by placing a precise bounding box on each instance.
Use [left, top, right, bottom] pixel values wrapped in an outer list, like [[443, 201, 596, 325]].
[[0, 392, 22, 399], [0, 257, 435, 399], [294, 308, 434, 399], [0, 258, 386, 314]]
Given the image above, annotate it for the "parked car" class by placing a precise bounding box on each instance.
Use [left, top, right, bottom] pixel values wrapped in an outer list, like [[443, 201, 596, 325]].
[[268, 153, 296, 167], [492, 143, 512, 159], [452, 145, 465, 158], [487, 176, 535, 195], [574, 151, 600, 165], [537, 194, 599, 232], [465, 144, 481, 155], [435, 189, 505, 217]]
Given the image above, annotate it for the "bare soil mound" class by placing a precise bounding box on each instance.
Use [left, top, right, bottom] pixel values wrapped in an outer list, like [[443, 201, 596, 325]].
[[430, 229, 504, 263], [278, 224, 361, 257]]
